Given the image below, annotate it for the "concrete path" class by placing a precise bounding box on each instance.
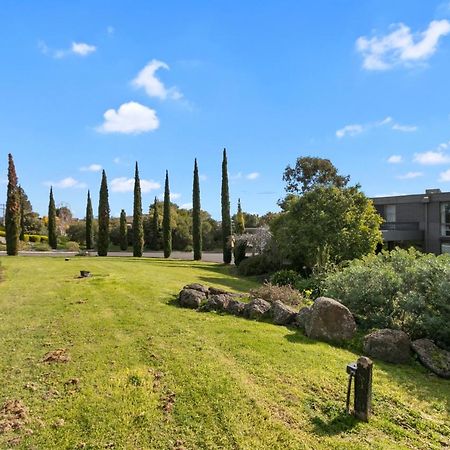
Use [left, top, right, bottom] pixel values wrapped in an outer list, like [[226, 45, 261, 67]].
[[0, 250, 225, 263]]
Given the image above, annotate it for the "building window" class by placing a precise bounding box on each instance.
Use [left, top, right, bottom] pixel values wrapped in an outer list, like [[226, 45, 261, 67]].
[[441, 203, 450, 237], [385, 205, 396, 222], [442, 243, 450, 254]]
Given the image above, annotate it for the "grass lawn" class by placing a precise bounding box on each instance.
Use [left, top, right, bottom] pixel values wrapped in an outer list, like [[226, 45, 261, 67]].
[[0, 257, 449, 449]]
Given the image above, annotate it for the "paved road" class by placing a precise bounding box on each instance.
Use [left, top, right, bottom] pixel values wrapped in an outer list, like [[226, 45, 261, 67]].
[[0, 250, 225, 263]]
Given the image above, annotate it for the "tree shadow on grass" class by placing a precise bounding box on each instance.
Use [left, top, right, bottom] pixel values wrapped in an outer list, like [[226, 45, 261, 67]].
[[311, 410, 359, 436]]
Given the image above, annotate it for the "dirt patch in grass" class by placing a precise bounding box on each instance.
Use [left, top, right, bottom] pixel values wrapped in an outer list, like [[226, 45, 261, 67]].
[[0, 399, 29, 433], [42, 348, 70, 363]]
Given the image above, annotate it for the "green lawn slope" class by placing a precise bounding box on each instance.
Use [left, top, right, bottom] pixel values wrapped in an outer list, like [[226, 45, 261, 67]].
[[0, 257, 448, 449]]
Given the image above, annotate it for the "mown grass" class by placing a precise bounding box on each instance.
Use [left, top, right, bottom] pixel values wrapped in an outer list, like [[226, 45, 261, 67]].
[[0, 256, 449, 449]]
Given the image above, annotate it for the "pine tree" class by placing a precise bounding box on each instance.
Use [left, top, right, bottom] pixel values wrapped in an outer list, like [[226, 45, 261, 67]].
[[97, 170, 110, 256], [85, 190, 94, 249], [120, 209, 128, 251], [163, 170, 172, 258], [5, 154, 20, 255], [192, 158, 202, 260], [48, 187, 57, 249], [133, 162, 144, 257], [221, 148, 232, 263], [150, 197, 160, 250], [235, 198, 245, 234]]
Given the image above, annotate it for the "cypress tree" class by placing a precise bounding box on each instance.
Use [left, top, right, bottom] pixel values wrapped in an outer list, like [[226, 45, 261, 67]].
[[163, 170, 172, 258], [221, 148, 232, 263], [48, 187, 57, 249], [5, 154, 20, 255], [19, 185, 25, 241], [192, 158, 202, 260], [85, 190, 94, 249], [235, 198, 245, 234], [133, 162, 144, 257], [120, 209, 128, 251], [97, 170, 110, 256], [150, 197, 160, 250]]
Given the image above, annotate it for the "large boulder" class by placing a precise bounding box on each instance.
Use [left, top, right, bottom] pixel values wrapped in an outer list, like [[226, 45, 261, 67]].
[[183, 283, 209, 295], [203, 294, 232, 312], [411, 339, 450, 379], [178, 288, 207, 309], [244, 298, 271, 320], [305, 297, 356, 342], [225, 299, 247, 316], [270, 300, 297, 325], [363, 329, 411, 364], [209, 286, 229, 296], [294, 306, 312, 330]]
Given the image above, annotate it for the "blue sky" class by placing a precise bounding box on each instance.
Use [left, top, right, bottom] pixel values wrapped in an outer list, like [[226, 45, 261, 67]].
[[2, 0, 450, 219]]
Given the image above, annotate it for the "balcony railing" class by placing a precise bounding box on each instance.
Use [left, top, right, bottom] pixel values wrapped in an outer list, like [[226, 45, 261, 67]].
[[381, 222, 420, 231]]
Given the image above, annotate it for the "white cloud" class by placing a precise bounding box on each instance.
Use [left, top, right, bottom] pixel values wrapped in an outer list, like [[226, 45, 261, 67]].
[[39, 40, 97, 58], [387, 155, 403, 164], [414, 150, 450, 165], [336, 124, 364, 138], [96, 101, 159, 134], [80, 164, 102, 172], [337, 116, 416, 138], [107, 26, 115, 36], [199, 174, 207, 181], [439, 169, 450, 181], [132, 59, 182, 100], [356, 20, 450, 70], [157, 192, 181, 201], [44, 177, 87, 189], [397, 171, 423, 180], [392, 123, 418, 132], [180, 202, 193, 210], [71, 42, 96, 56], [111, 177, 160, 193], [246, 172, 260, 180]]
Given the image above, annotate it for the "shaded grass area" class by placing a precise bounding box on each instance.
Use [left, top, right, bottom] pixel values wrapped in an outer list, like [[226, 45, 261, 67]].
[[0, 256, 448, 449]]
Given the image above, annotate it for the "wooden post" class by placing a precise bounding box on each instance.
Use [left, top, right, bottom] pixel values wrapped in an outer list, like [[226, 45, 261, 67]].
[[354, 356, 373, 422]]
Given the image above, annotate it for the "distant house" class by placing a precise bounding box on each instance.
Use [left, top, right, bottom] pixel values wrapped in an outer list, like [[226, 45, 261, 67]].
[[372, 189, 450, 255]]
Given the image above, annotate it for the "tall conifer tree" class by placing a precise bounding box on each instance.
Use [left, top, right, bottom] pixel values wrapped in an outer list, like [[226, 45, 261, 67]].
[[163, 170, 172, 258], [48, 187, 57, 249], [97, 170, 110, 256], [5, 154, 20, 255], [120, 209, 128, 251], [85, 190, 94, 249], [235, 198, 245, 234], [150, 197, 160, 250], [221, 148, 232, 263], [192, 158, 202, 260], [133, 162, 144, 257]]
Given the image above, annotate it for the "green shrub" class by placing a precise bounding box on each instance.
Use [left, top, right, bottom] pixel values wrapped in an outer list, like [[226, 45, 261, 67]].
[[28, 234, 41, 243], [324, 248, 450, 348], [23, 234, 30, 242], [0, 230, 6, 237], [237, 254, 277, 276], [34, 242, 51, 251], [250, 282, 305, 307], [270, 269, 300, 287], [233, 240, 247, 266], [64, 241, 80, 252]]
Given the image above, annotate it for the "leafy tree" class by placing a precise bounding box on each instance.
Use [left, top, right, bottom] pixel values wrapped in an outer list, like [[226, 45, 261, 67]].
[[283, 156, 350, 195], [18, 186, 33, 240], [47, 187, 57, 249], [120, 209, 128, 251], [221, 148, 232, 263], [163, 170, 172, 258], [55, 205, 73, 235], [97, 170, 110, 256], [5, 154, 20, 255], [133, 162, 144, 257], [235, 198, 245, 234], [271, 186, 383, 269], [192, 158, 202, 260], [85, 190, 94, 249]]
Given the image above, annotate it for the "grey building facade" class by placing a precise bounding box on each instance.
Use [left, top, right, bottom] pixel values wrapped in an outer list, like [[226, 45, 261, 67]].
[[372, 189, 450, 255]]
